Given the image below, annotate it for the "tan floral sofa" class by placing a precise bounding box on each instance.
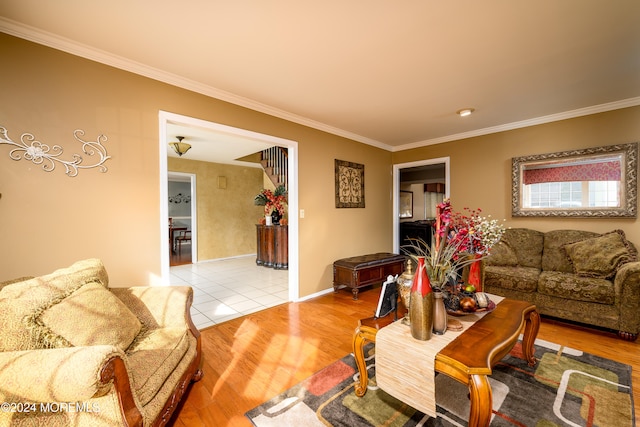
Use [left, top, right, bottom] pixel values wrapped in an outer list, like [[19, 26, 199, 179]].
[[482, 228, 640, 340], [0, 259, 202, 426]]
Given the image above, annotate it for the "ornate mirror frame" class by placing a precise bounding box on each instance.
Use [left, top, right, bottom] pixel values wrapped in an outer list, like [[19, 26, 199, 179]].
[[512, 142, 638, 218]]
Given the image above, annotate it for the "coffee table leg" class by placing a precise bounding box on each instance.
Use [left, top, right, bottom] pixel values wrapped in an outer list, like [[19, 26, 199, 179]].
[[468, 374, 492, 427], [352, 325, 377, 397], [522, 308, 541, 367]]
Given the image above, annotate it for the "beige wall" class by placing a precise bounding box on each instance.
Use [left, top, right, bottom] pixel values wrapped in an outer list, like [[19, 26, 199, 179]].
[[4, 33, 636, 295], [168, 158, 264, 260], [0, 34, 393, 297], [296, 130, 393, 294], [393, 106, 640, 245]]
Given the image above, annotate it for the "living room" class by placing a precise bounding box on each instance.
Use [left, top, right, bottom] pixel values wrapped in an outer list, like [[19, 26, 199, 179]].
[[2, 36, 639, 299], [1, 2, 640, 426]]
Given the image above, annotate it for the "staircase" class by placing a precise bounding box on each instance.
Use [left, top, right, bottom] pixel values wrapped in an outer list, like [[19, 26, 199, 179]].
[[261, 146, 288, 189]]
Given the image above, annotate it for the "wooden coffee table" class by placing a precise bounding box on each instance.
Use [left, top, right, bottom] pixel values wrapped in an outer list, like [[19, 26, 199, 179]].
[[352, 298, 540, 427]]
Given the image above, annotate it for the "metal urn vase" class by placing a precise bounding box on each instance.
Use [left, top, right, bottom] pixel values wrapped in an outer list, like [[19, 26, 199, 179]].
[[396, 259, 414, 325]]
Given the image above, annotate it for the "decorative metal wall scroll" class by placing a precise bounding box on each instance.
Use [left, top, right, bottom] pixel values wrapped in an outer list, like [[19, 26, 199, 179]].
[[0, 126, 111, 177], [335, 159, 365, 208], [169, 193, 191, 204]]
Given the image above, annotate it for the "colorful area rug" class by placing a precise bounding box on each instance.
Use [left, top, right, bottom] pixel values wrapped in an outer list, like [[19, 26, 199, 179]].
[[246, 339, 635, 427]]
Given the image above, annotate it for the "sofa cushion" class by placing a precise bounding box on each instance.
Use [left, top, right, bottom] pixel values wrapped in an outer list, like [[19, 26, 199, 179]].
[[126, 328, 190, 406], [538, 271, 615, 305], [29, 282, 142, 351], [499, 228, 544, 269], [484, 240, 518, 266], [541, 230, 599, 273], [0, 259, 109, 351], [483, 265, 539, 292], [564, 230, 637, 279]]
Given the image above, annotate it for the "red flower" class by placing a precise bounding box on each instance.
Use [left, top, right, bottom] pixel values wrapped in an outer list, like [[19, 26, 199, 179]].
[[255, 186, 288, 217]]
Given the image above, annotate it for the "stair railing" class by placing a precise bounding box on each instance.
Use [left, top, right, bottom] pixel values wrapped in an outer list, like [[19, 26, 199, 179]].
[[261, 146, 288, 189]]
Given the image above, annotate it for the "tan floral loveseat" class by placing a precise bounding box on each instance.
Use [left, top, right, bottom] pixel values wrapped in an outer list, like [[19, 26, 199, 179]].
[[482, 228, 640, 340], [0, 259, 202, 426]]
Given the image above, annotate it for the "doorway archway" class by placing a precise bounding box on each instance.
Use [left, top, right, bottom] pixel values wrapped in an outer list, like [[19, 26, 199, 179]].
[[159, 111, 299, 302], [392, 157, 450, 254], [168, 171, 197, 266]]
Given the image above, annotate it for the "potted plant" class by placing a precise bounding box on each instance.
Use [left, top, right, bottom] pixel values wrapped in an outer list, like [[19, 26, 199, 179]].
[[254, 185, 287, 225]]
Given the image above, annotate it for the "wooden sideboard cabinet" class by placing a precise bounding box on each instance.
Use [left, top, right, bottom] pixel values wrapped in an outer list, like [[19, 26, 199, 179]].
[[256, 224, 288, 270]]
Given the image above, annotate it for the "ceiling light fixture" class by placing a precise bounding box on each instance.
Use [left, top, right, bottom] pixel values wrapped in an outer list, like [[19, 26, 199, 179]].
[[168, 136, 191, 156], [457, 108, 475, 117]]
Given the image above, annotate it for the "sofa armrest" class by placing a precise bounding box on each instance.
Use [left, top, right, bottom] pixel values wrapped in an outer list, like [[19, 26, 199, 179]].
[[615, 261, 640, 296], [615, 261, 640, 334], [113, 286, 199, 336], [99, 353, 143, 427], [0, 345, 123, 403]]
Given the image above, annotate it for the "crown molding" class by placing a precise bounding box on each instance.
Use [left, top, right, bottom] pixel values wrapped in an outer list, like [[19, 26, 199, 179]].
[[0, 17, 391, 151], [392, 96, 640, 152], [2, 17, 638, 154]]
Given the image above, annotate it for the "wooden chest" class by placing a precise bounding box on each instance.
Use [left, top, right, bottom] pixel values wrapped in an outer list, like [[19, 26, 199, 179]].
[[333, 253, 406, 300]]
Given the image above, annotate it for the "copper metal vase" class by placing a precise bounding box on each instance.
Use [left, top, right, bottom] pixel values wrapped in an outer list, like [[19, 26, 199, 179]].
[[432, 290, 447, 335]]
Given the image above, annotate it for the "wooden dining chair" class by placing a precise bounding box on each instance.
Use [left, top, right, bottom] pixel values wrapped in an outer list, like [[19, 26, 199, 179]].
[[176, 230, 192, 254]]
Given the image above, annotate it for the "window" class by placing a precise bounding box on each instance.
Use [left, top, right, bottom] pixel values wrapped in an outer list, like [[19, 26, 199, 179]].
[[524, 181, 619, 208], [589, 181, 619, 207]]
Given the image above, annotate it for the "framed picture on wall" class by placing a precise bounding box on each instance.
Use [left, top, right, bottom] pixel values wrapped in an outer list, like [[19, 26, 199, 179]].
[[399, 190, 413, 218], [335, 159, 365, 208]]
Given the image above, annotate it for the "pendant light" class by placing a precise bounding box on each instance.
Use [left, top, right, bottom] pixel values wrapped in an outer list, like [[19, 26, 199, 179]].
[[169, 136, 191, 156]]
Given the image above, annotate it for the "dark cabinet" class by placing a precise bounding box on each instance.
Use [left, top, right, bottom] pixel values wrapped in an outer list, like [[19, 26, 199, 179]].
[[256, 224, 288, 269], [399, 221, 434, 253]]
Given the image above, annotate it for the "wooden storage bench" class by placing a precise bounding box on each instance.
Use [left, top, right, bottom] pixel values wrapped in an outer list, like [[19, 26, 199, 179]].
[[333, 253, 406, 300]]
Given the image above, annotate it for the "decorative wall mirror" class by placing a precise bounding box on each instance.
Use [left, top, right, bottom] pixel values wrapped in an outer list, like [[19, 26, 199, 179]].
[[512, 142, 638, 218]]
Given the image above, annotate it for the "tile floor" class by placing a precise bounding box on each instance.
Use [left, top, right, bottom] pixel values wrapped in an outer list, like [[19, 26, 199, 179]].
[[169, 256, 289, 330]]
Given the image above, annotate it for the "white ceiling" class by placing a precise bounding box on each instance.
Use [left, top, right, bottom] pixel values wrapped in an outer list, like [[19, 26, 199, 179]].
[[166, 122, 269, 167], [2, 1, 640, 159]]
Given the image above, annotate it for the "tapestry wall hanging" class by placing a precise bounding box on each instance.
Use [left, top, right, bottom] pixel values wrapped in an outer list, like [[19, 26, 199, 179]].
[[335, 159, 365, 208]]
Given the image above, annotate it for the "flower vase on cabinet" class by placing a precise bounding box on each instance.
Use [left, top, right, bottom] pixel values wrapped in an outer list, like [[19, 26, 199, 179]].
[[271, 209, 282, 225], [409, 256, 433, 341]]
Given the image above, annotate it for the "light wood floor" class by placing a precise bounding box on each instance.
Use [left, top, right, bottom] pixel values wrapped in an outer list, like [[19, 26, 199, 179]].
[[172, 287, 640, 426]]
